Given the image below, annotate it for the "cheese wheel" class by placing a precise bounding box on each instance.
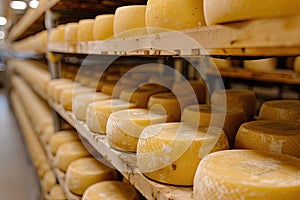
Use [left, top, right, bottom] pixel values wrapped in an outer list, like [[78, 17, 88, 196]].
[[211, 89, 256, 120], [114, 5, 147, 38], [146, 0, 205, 33], [137, 122, 229, 185], [148, 76, 175, 89], [172, 80, 206, 103], [194, 150, 300, 200], [82, 181, 137, 200], [106, 109, 167, 152], [47, 79, 73, 98], [54, 141, 90, 172], [50, 25, 66, 43], [259, 100, 300, 122], [210, 58, 232, 69], [94, 14, 115, 40], [60, 86, 94, 110], [52, 84, 75, 103], [181, 104, 246, 148], [49, 185, 66, 200], [204, 0, 300, 25], [65, 22, 78, 45], [38, 162, 51, 178], [235, 120, 300, 158], [294, 56, 300, 73], [73, 92, 111, 121], [244, 58, 277, 72], [66, 157, 118, 195], [78, 19, 95, 42], [86, 99, 137, 134], [49, 130, 79, 155], [42, 171, 56, 193]]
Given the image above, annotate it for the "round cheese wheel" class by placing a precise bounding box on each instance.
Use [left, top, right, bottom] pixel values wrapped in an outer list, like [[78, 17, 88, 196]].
[[94, 14, 115, 40], [210, 58, 232, 69], [137, 122, 229, 185], [49, 185, 66, 200], [65, 22, 78, 45], [146, 0, 205, 33], [293, 56, 300, 73], [194, 150, 300, 200], [52, 84, 75, 103], [42, 170, 56, 193], [181, 104, 247, 148], [82, 181, 137, 200], [235, 120, 300, 158], [211, 89, 256, 120], [49, 130, 79, 155], [50, 25, 66, 43], [86, 99, 137, 134], [259, 100, 300, 123], [38, 162, 51, 178], [54, 141, 90, 172], [60, 86, 94, 110], [47, 79, 73, 98], [172, 80, 206, 103], [106, 109, 167, 152], [244, 58, 277, 72], [73, 92, 111, 121], [66, 157, 118, 195], [204, 0, 300, 25], [78, 19, 95, 42], [114, 5, 147, 38]]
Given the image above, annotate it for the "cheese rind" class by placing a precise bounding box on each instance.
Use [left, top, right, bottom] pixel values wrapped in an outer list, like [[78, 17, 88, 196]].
[[65, 23, 78, 45], [60, 86, 94, 110], [49, 130, 79, 155], [194, 150, 300, 200], [94, 15, 115, 40], [78, 19, 95, 42]]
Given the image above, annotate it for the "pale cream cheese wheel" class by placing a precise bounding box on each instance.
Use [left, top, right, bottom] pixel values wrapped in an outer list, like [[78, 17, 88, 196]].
[[244, 58, 277, 72], [65, 22, 78, 45], [49, 130, 79, 155], [94, 14, 115, 40], [78, 19, 95, 42]]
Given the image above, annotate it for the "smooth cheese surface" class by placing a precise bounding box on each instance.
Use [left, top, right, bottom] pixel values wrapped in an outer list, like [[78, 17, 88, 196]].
[[94, 14, 115, 40], [65, 23, 78, 45], [52, 84, 75, 103], [82, 181, 137, 200], [78, 19, 95, 42], [204, 0, 300, 25], [49, 130, 79, 155], [49, 25, 65, 43], [194, 150, 300, 200], [49, 185, 66, 200], [244, 58, 277, 72], [106, 108, 167, 152], [259, 100, 300, 123], [146, 0, 205, 33], [137, 122, 229, 185], [235, 120, 300, 158], [66, 157, 118, 195]]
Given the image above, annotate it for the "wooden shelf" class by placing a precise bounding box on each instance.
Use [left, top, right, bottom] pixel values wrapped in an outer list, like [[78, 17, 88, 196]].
[[49, 101, 193, 200]]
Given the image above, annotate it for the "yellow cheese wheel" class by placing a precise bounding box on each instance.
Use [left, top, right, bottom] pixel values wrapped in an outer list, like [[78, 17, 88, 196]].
[[194, 150, 300, 200], [172, 80, 206, 103], [73, 92, 111, 121], [49, 130, 79, 155], [60, 86, 94, 110], [78, 19, 95, 42], [65, 22, 78, 45], [137, 122, 229, 185], [49, 185, 66, 200], [181, 104, 247, 148], [50, 25, 66, 43], [114, 5, 147, 38], [66, 157, 118, 195], [106, 109, 167, 152], [54, 141, 90, 172], [235, 120, 300, 158], [94, 14, 115, 40], [244, 58, 277, 72], [293, 56, 300, 73], [146, 0, 205, 33], [259, 100, 300, 123], [42, 170, 56, 193], [204, 0, 300, 25], [211, 89, 256, 120], [47, 79, 73, 98], [86, 99, 137, 134], [52, 84, 75, 103]]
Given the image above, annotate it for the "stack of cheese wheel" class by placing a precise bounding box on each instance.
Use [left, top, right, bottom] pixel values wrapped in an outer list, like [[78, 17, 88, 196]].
[[49, 130, 79, 155], [211, 89, 256, 120], [82, 181, 137, 200], [78, 19, 95, 42], [172, 80, 206, 104], [94, 14, 115, 40], [65, 22, 78, 45], [146, 0, 205, 33], [49, 25, 66, 43], [137, 122, 229, 185], [41, 170, 56, 194], [194, 150, 300, 200], [181, 104, 246, 148], [49, 185, 66, 200], [259, 100, 300, 123], [203, 0, 300, 25], [60, 86, 94, 110], [66, 157, 118, 196], [114, 5, 147, 38], [54, 141, 90, 172], [244, 58, 277, 72], [235, 120, 300, 158]]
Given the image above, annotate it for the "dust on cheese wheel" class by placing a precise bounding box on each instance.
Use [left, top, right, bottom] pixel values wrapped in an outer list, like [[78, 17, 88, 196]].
[[54, 141, 90, 172], [181, 104, 246, 148], [86, 99, 137, 134], [194, 150, 300, 200], [65, 22, 78, 45], [47, 78, 74, 97], [210, 57, 232, 69], [38, 162, 51, 178], [78, 19, 95, 42], [244, 58, 277, 72], [82, 181, 137, 200], [94, 14, 115, 40], [148, 76, 174, 89], [146, 0, 205, 33], [114, 5, 147, 38], [204, 0, 300, 25], [106, 109, 167, 152], [66, 157, 118, 195], [50, 25, 66, 43], [172, 80, 206, 103], [49, 130, 79, 155], [42, 171, 56, 193], [137, 122, 229, 185], [60, 86, 94, 110], [259, 100, 300, 123], [235, 120, 300, 158], [73, 92, 111, 121], [211, 89, 256, 120], [294, 56, 300, 73], [49, 185, 66, 200]]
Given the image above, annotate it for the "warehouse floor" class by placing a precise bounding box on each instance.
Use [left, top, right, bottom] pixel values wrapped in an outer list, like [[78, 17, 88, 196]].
[[0, 89, 41, 200]]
